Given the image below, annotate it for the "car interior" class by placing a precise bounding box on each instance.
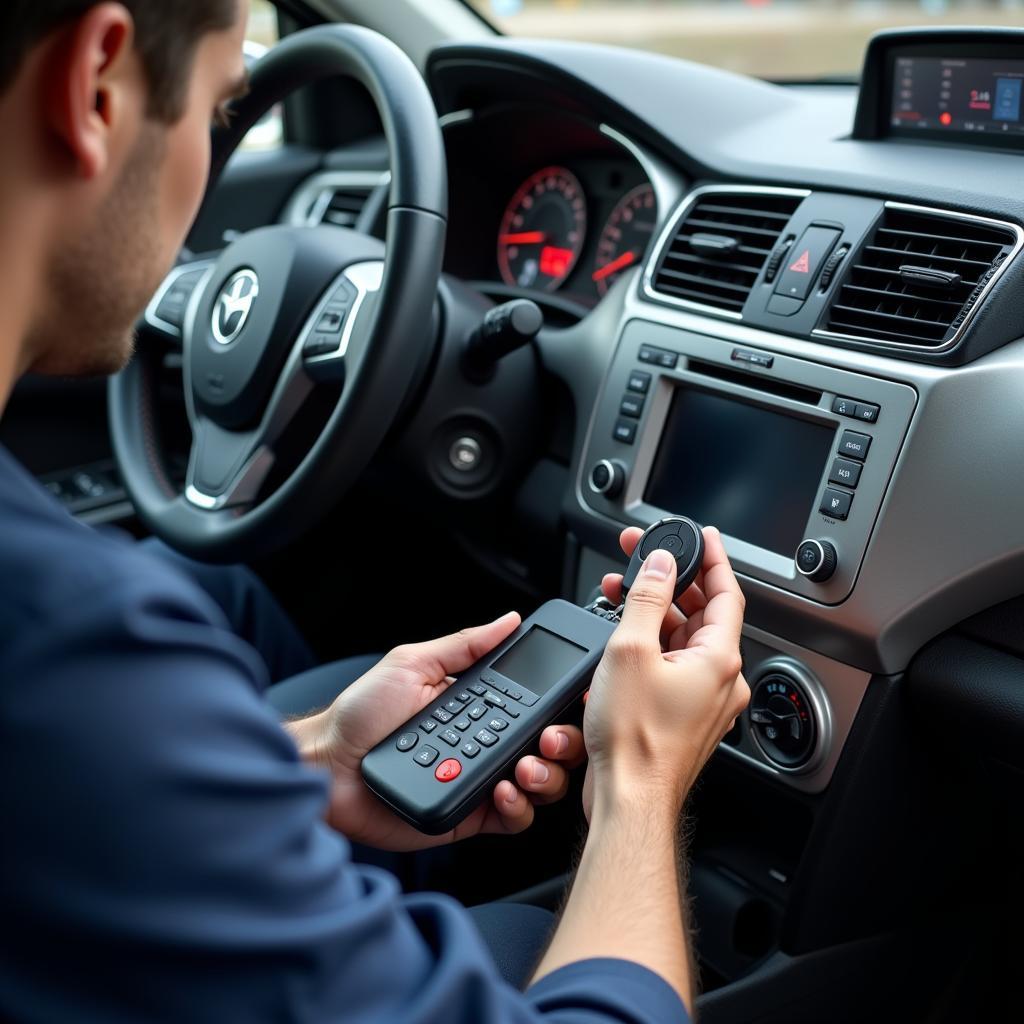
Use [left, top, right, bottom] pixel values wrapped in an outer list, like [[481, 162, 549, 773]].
[[5, 0, 1023, 1019]]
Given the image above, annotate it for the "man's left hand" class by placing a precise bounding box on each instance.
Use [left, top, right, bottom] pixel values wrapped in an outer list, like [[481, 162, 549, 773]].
[[287, 612, 586, 851]]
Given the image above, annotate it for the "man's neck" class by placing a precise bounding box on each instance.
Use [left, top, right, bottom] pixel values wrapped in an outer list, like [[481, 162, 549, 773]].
[[0, 197, 46, 418]]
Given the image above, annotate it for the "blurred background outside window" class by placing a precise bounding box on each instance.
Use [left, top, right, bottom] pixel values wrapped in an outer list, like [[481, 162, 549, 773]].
[[242, 0, 283, 150], [465, 0, 1024, 81]]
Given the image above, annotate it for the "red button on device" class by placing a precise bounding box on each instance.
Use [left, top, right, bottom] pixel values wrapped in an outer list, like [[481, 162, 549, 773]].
[[435, 758, 462, 783]]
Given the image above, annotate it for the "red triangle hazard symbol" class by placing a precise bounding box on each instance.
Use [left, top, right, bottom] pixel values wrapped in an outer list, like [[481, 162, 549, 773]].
[[789, 249, 811, 274]]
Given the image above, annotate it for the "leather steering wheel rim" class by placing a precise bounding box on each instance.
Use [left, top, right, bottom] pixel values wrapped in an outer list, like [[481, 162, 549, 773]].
[[109, 25, 447, 562]]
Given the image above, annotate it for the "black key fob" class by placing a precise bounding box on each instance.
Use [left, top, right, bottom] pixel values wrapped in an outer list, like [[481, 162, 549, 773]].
[[621, 516, 704, 602]]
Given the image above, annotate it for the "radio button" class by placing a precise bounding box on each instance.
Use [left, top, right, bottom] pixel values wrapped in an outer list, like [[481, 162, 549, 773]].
[[627, 371, 651, 394], [828, 457, 862, 488], [819, 488, 853, 520], [832, 396, 857, 417], [613, 419, 637, 445], [620, 394, 644, 418], [838, 430, 871, 461], [796, 540, 837, 582], [854, 402, 879, 423]]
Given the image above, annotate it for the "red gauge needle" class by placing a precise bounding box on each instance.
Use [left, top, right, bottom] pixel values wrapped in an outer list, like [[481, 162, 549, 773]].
[[499, 231, 547, 245], [592, 250, 637, 281]]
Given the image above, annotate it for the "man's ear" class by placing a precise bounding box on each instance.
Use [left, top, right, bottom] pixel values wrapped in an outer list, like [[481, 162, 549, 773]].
[[44, 2, 139, 180]]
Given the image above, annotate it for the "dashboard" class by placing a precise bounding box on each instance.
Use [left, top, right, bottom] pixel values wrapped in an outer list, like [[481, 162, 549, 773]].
[[420, 29, 1024, 797]]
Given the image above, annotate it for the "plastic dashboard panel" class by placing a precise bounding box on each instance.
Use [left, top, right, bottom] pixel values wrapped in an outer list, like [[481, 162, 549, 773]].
[[428, 39, 1024, 364]]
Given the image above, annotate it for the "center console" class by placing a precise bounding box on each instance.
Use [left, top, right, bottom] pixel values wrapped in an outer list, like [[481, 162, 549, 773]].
[[578, 319, 917, 605]]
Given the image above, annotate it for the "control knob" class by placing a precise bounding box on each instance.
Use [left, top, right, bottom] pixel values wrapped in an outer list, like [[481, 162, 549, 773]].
[[795, 539, 837, 582], [589, 459, 625, 498]]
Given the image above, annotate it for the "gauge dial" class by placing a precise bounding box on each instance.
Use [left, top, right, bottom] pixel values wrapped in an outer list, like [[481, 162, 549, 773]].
[[592, 184, 657, 296], [497, 166, 587, 292]]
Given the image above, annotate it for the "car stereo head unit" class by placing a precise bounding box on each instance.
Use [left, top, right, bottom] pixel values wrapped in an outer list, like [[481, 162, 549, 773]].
[[579, 319, 917, 605]]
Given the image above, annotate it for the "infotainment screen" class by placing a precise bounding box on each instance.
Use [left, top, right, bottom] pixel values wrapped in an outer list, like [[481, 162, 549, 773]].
[[889, 55, 1024, 142], [644, 388, 835, 557]]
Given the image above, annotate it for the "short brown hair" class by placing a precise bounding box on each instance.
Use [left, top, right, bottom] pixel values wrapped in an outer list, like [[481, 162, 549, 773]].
[[0, 1, 238, 122]]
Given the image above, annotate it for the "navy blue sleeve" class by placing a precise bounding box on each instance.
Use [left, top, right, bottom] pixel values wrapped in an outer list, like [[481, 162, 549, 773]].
[[0, 564, 689, 1024]]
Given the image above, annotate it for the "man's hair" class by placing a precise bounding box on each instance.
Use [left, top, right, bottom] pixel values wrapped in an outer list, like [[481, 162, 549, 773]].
[[0, 1, 238, 122]]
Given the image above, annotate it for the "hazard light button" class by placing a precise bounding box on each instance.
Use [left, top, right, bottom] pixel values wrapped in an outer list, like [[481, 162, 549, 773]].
[[773, 226, 841, 302]]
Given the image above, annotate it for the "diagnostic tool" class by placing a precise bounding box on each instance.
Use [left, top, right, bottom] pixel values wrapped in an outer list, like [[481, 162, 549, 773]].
[[361, 516, 704, 835]]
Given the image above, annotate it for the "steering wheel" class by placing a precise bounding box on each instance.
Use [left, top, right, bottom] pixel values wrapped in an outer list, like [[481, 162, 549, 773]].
[[109, 26, 446, 562]]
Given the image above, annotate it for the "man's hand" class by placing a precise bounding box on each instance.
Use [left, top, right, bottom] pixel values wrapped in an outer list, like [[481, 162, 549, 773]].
[[287, 612, 586, 852], [584, 524, 750, 817]]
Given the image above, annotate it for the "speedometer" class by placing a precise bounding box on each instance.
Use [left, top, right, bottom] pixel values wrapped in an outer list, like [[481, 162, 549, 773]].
[[591, 184, 657, 297], [497, 166, 587, 292]]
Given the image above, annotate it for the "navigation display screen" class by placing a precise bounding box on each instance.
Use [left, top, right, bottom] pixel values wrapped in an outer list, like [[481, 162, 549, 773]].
[[644, 388, 835, 557], [889, 55, 1024, 142]]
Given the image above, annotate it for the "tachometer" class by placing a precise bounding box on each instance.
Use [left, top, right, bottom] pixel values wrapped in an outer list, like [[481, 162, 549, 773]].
[[497, 166, 587, 292], [591, 184, 657, 296]]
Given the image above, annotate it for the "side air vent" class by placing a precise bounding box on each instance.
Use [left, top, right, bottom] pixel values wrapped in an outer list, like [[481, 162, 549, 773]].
[[648, 188, 806, 316], [283, 171, 391, 229], [821, 205, 1022, 349]]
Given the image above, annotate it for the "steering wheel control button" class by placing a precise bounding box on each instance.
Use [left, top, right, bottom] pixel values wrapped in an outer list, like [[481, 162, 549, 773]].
[[395, 732, 419, 752], [414, 746, 439, 767], [460, 742, 480, 759], [589, 459, 625, 498], [434, 758, 462, 783], [613, 419, 637, 445], [795, 540, 838, 582], [749, 674, 817, 770], [627, 370, 651, 394], [773, 226, 841, 301], [854, 402, 880, 423], [838, 430, 871, 461], [819, 488, 853, 521], [620, 394, 644, 419], [475, 729, 499, 747], [828, 457, 862, 489]]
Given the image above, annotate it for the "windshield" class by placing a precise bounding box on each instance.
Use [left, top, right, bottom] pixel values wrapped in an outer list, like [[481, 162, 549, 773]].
[[464, 0, 1024, 83]]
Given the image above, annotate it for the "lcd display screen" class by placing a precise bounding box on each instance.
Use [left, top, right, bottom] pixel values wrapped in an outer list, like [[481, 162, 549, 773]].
[[490, 627, 587, 696], [889, 55, 1024, 143], [644, 388, 835, 556]]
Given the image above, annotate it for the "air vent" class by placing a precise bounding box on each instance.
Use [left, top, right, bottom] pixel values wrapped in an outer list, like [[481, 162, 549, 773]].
[[650, 188, 805, 315], [822, 205, 1021, 349], [283, 171, 390, 229]]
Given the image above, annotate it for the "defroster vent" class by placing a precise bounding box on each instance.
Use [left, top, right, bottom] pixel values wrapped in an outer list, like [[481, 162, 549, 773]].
[[821, 205, 1022, 349], [649, 187, 806, 316]]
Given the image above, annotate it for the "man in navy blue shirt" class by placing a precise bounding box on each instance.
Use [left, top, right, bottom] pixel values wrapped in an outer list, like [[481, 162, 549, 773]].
[[0, 2, 749, 1021]]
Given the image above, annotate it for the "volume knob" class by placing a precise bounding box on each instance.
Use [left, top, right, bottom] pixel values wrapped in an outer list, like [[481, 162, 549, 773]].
[[589, 459, 625, 498], [795, 539, 837, 582]]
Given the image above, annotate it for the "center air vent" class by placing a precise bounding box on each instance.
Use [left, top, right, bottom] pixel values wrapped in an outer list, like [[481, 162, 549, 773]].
[[822, 205, 1021, 349], [283, 171, 391, 229], [649, 188, 806, 316]]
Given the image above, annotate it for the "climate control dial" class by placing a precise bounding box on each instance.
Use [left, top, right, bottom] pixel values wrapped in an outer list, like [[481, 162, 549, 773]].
[[795, 539, 837, 582]]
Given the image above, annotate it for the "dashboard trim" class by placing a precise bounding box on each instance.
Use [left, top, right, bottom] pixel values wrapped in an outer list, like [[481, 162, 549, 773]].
[[642, 183, 812, 321], [811, 200, 1024, 356]]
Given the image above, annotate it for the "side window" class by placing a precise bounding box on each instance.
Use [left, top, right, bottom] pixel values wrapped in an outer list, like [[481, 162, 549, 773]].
[[242, 0, 283, 151]]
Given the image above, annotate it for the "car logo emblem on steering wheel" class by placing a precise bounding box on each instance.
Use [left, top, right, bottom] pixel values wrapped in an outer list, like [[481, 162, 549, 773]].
[[212, 269, 259, 346]]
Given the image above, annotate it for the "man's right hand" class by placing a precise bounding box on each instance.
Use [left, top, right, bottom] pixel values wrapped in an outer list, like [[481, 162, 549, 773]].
[[584, 525, 750, 818]]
